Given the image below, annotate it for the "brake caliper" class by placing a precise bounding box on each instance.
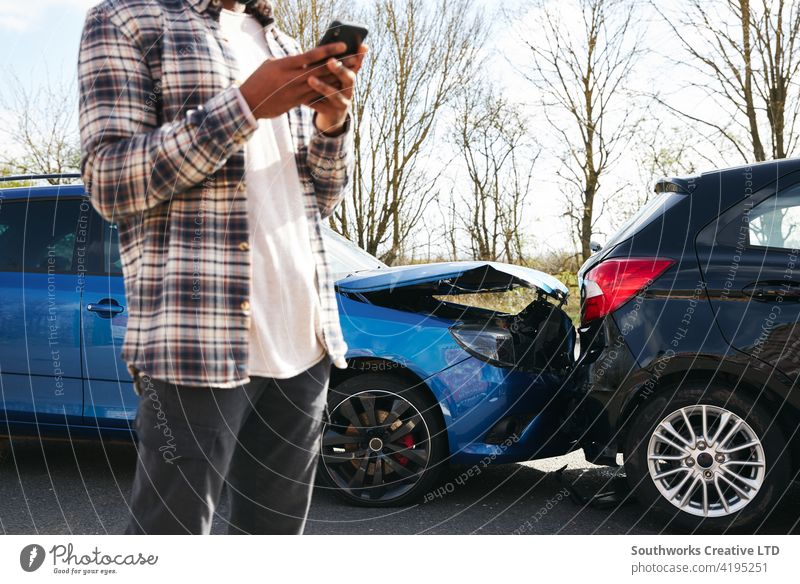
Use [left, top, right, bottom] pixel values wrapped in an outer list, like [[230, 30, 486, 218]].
[[394, 434, 415, 466]]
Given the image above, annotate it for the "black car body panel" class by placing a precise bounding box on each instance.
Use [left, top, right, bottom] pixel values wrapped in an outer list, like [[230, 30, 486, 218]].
[[572, 159, 800, 467]]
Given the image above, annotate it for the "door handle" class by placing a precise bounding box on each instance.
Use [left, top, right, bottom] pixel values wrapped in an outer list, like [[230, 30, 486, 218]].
[[742, 281, 800, 301], [87, 298, 125, 318]]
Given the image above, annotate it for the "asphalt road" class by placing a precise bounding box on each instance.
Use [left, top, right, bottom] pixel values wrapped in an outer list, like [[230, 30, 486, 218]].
[[1, 439, 798, 535]]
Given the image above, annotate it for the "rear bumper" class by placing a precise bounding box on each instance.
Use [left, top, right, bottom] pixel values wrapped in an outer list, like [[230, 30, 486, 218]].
[[568, 315, 638, 464], [425, 356, 575, 465]]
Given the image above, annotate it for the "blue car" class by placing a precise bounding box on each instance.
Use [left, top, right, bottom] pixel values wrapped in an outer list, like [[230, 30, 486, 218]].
[[0, 176, 576, 506]]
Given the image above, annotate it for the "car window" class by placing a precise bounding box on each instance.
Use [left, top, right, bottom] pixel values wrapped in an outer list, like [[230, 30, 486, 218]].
[[601, 191, 685, 251], [323, 228, 386, 279], [748, 183, 800, 250], [0, 199, 83, 273]]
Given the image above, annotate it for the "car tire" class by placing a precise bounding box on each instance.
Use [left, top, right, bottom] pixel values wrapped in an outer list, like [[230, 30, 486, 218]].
[[624, 383, 790, 532], [318, 373, 447, 507]]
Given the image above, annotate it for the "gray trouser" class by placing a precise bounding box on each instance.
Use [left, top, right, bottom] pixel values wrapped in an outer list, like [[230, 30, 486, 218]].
[[124, 356, 330, 535]]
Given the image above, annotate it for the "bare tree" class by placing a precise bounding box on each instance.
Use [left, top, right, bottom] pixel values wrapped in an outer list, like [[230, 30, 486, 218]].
[[452, 84, 537, 262], [657, 0, 800, 162], [0, 71, 80, 182], [273, 0, 350, 52], [333, 0, 486, 264], [276, 0, 486, 265], [437, 192, 461, 261], [615, 120, 699, 227], [524, 0, 644, 263]]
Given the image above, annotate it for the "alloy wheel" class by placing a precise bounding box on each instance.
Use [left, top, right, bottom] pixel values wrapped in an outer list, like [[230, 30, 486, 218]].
[[321, 390, 432, 502], [646, 404, 766, 518]]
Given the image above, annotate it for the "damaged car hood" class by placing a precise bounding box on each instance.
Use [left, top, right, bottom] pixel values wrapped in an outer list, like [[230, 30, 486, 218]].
[[336, 261, 569, 302]]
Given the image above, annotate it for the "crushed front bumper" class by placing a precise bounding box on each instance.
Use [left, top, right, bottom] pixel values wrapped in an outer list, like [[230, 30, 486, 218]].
[[425, 356, 576, 465]]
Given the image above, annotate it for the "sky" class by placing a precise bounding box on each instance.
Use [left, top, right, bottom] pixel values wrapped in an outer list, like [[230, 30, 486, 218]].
[[0, 0, 756, 258], [0, 0, 94, 84], [0, 0, 93, 165]]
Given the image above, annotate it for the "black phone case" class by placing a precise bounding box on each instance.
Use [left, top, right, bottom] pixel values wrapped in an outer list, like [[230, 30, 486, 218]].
[[317, 20, 369, 58]]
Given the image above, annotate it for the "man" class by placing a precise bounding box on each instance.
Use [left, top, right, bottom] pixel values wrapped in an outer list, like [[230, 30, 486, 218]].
[[78, 0, 366, 534]]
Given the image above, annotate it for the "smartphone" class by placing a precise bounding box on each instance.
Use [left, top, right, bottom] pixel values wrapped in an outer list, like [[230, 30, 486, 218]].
[[316, 20, 369, 61]]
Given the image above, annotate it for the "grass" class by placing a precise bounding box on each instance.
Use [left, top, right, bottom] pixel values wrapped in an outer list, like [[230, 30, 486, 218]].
[[402, 257, 582, 324], [435, 272, 581, 325]]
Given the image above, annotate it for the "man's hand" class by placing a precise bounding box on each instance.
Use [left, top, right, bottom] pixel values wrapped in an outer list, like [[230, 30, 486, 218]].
[[307, 45, 368, 135], [239, 43, 348, 120]]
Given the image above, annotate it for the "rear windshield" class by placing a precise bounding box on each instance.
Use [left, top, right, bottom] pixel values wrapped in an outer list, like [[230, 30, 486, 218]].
[[602, 192, 685, 250]]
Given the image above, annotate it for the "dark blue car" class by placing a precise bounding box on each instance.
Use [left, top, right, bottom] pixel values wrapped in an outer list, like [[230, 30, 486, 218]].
[[0, 176, 576, 506]]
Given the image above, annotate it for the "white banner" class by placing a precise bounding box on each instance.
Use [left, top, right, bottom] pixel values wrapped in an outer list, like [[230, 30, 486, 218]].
[[0, 535, 795, 582]]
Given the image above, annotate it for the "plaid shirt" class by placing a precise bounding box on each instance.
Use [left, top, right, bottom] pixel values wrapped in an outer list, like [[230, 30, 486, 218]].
[[78, 0, 352, 388]]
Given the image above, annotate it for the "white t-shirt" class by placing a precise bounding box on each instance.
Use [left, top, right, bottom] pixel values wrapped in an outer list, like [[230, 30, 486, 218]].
[[219, 8, 326, 379]]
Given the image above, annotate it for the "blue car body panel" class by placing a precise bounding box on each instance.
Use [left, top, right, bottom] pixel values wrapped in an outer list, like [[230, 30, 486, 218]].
[[337, 295, 469, 376], [424, 359, 573, 463], [337, 295, 575, 465], [0, 184, 575, 466], [82, 273, 136, 427], [0, 273, 84, 424]]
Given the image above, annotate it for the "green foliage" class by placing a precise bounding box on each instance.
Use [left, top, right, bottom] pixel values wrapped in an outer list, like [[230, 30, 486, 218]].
[[0, 166, 32, 189], [433, 276, 581, 325]]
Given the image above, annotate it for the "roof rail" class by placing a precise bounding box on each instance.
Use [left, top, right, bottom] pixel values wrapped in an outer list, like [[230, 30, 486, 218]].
[[0, 173, 81, 184]]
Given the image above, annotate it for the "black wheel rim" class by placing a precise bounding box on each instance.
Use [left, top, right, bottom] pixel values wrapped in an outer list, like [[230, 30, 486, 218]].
[[321, 390, 432, 502]]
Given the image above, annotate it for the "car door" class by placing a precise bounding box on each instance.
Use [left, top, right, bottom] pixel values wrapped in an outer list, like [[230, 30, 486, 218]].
[[0, 195, 86, 424], [81, 214, 137, 427], [696, 175, 800, 381]]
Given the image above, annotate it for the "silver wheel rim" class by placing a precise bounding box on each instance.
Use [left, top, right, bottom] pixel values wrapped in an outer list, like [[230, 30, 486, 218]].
[[647, 404, 766, 518]]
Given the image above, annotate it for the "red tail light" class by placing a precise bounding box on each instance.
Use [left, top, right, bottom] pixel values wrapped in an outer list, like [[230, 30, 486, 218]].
[[581, 258, 675, 324]]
